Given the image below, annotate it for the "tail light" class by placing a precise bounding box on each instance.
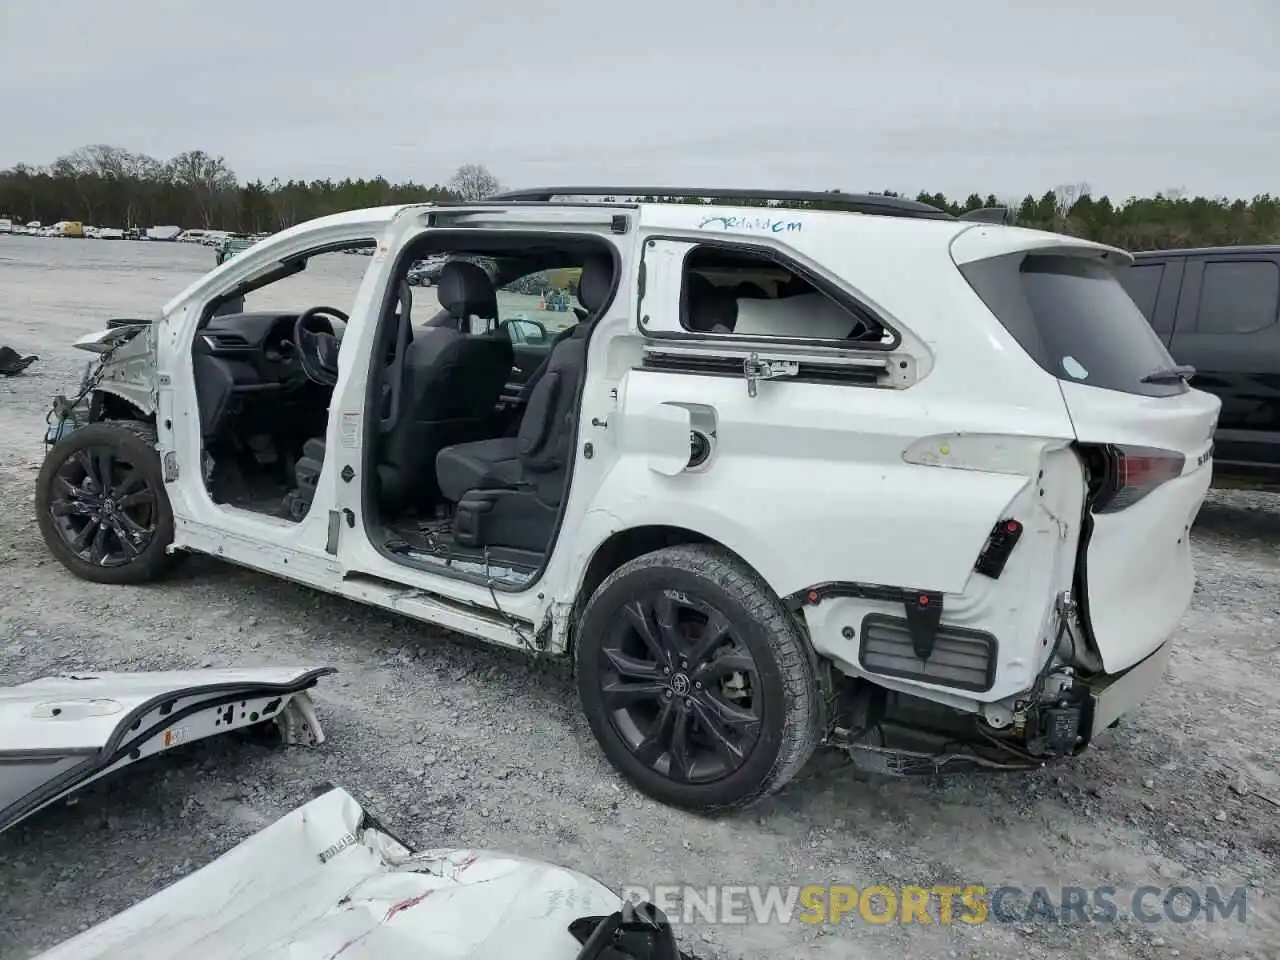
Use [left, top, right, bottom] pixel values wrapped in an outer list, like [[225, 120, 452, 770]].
[[1090, 444, 1185, 513]]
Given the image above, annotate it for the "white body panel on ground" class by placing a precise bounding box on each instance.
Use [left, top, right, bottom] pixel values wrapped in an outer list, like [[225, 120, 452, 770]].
[[0, 667, 332, 835], [33, 787, 621, 960]]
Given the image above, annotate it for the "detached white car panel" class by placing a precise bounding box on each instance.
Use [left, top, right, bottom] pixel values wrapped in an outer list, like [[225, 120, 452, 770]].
[[33, 787, 622, 960], [0, 667, 333, 835]]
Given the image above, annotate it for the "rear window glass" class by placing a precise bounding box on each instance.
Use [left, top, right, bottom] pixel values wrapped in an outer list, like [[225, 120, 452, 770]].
[[1118, 263, 1163, 322], [961, 254, 1187, 398]]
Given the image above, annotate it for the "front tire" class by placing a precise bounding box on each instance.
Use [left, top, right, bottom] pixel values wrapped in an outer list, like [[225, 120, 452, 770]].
[[35, 420, 179, 585], [575, 544, 822, 812]]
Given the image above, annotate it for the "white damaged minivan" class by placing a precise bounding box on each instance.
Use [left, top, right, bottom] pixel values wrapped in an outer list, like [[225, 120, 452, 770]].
[[34, 188, 1220, 811]]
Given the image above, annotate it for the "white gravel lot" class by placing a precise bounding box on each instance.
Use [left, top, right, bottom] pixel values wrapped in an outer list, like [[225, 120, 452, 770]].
[[0, 235, 1276, 960]]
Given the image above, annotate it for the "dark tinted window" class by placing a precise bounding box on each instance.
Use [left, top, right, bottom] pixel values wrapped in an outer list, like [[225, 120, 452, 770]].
[[1196, 260, 1280, 335], [960, 254, 1187, 398], [1118, 263, 1163, 322]]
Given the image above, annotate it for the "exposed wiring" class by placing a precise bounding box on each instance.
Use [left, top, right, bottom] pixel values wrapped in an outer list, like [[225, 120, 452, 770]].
[[46, 345, 118, 436], [973, 723, 1044, 765], [483, 549, 541, 662], [1030, 613, 1071, 695]]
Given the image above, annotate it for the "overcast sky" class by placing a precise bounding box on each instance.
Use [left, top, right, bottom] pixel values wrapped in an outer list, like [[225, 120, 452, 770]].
[[2, 0, 1276, 201]]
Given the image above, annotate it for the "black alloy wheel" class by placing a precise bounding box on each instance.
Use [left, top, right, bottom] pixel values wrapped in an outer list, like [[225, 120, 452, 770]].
[[36, 420, 179, 584], [48, 444, 156, 566], [576, 544, 822, 812], [599, 590, 762, 784]]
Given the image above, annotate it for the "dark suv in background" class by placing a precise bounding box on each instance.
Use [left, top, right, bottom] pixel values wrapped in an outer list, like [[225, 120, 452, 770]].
[[1120, 245, 1280, 482]]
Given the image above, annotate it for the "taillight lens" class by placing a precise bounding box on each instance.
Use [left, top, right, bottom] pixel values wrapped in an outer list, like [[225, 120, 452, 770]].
[[1093, 444, 1185, 513]]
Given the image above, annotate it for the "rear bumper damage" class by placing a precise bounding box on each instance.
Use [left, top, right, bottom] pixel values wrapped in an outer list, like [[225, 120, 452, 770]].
[[823, 591, 1175, 776], [1081, 638, 1174, 739]]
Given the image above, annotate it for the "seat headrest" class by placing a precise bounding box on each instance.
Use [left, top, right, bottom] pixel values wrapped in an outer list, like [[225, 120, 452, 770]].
[[576, 256, 613, 314], [733, 281, 770, 299], [682, 273, 736, 332], [438, 261, 497, 322]]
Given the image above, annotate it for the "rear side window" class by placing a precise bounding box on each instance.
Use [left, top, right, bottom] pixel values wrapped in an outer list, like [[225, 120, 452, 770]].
[[678, 245, 891, 345], [1196, 260, 1280, 335], [960, 254, 1187, 398], [1118, 263, 1163, 322]]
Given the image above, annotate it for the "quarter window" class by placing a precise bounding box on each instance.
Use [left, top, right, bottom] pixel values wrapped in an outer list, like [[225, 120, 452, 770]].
[[677, 246, 889, 344]]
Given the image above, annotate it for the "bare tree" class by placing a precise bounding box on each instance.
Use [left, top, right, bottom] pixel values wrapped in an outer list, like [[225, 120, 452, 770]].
[[50, 147, 100, 222], [1053, 181, 1092, 218], [70, 145, 163, 226], [449, 163, 501, 201], [167, 150, 238, 227], [267, 177, 298, 229]]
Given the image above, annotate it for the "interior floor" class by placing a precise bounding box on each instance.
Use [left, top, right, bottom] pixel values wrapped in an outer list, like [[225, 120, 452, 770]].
[[203, 431, 307, 520], [381, 515, 541, 587]]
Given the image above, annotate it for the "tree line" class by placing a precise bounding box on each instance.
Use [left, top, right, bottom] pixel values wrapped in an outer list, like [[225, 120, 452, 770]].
[[0, 147, 496, 235], [1, 145, 1276, 251]]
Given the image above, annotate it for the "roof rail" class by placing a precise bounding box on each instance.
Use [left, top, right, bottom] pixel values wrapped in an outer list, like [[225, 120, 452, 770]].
[[958, 206, 1013, 225], [488, 187, 956, 221]]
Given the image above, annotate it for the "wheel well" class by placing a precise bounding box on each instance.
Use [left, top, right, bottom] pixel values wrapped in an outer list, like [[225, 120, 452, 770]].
[[575, 525, 714, 617], [95, 391, 154, 423]]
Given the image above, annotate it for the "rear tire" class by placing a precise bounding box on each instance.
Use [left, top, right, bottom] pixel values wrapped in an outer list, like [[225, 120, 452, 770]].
[[35, 420, 179, 585], [575, 544, 822, 812]]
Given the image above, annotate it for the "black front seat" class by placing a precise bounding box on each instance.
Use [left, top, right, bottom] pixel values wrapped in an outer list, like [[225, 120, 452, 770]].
[[434, 254, 614, 552], [683, 273, 737, 334], [374, 261, 513, 512]]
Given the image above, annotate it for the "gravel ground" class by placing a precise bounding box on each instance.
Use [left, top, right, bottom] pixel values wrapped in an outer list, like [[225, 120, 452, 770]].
[[0, 236, 1277, 960]]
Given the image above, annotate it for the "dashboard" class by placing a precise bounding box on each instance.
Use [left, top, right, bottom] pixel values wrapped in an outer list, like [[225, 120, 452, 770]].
[[193, 311, 308, 389]]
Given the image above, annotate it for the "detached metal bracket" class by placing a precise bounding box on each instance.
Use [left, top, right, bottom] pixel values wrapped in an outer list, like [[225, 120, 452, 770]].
[[744, 353, 798, 397]]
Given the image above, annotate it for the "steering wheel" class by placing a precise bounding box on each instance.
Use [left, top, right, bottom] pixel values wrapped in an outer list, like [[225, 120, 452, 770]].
[[294, 306, 349, 386]]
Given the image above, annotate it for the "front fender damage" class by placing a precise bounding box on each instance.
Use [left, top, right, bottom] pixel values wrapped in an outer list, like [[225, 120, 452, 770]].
[[79, 320, 159, 416], [48, 323, 159, 441]]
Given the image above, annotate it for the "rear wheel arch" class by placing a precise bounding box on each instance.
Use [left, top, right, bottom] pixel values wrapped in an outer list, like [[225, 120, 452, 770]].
[[571, 525, 718, 634], [569, 523, 817, 663]]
